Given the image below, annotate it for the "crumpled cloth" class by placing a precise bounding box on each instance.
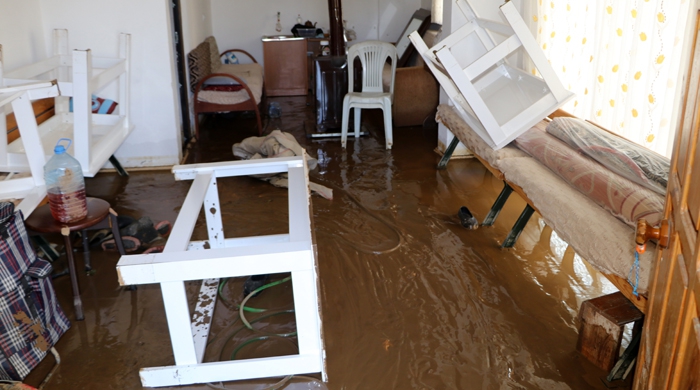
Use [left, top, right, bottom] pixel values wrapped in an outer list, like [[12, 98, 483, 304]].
[[233, 130, 333, 199]]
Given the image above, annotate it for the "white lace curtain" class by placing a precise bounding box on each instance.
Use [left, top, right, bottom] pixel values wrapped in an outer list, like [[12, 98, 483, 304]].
[[532, 0, 692, 157]]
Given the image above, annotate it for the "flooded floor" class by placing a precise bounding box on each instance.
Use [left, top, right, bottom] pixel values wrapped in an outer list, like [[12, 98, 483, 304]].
[[24, 96, 628, 389]]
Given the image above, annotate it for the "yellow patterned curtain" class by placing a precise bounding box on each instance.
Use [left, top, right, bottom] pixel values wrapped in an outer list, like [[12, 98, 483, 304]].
[[535, 0, 691, 157]]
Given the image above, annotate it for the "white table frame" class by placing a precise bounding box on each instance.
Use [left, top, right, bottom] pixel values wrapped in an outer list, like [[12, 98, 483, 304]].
[[116, 156, 326, 388], [0, 81, 59, 215], [0, 29, 134, 177], [409, 0, 573, 150]]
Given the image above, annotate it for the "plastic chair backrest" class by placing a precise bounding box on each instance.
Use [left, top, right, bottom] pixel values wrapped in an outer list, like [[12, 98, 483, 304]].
[[348, 41, 397, 95]]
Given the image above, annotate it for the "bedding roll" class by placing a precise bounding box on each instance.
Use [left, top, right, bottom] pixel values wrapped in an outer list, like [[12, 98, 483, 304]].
[[514, 128, 664, 228], [546, 117, 669, 195]]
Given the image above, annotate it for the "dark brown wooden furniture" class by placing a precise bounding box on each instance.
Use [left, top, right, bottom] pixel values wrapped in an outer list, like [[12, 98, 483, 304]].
[[576, 292, 643, 372], [25, 197, 126, 321], [262, 37, 308, 96]]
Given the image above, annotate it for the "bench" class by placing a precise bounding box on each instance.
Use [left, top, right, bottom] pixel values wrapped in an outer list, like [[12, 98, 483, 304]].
[[187, 36, 265, 139], [436, 104, 666, 313]]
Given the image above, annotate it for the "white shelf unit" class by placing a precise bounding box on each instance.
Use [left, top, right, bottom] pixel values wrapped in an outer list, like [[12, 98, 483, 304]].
[[0, 29, 133, 178], [116, 156, 327, 388], [409, 0, 573, 149], [0, 81, 60, 216]]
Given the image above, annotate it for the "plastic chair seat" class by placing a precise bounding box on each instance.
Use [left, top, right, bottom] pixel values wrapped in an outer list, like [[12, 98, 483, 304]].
[[341, 41, 397, 150]]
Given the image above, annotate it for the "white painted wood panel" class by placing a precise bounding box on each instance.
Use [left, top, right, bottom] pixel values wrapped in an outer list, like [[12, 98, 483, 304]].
[[116, 155, 326, 387]]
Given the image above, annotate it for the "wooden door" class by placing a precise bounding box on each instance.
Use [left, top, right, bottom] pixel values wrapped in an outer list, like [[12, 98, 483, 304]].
[[633, 11, 700, 389]]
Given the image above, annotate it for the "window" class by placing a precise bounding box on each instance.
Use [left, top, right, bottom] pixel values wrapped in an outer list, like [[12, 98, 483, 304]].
[[534, 0, 692, 157]]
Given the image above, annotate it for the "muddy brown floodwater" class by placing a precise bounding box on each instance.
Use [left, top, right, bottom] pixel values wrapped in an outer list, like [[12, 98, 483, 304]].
[[24, 96, 626, 389]]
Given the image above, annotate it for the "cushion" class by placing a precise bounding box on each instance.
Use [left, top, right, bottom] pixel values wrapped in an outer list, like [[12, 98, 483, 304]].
[[197, 64, 263, 106], [205, 36, 221, 72], [187, 41, 212, 90], [68, 95, 118, 114], [218, 63, 262, 82], [546, 117, 669, 195], [497, 156, 654, 294], [436, 104, 531, 168], [514, 127, 665, 228]]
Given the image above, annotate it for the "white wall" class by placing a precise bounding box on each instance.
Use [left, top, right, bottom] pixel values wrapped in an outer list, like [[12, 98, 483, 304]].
[[0, 0, 46, 71], [181, 0, 213, 54], [37, 0, 183, 168], [180, 0, 213, 131], [211, 0, 422, 66], [0, 0, 182, 168]]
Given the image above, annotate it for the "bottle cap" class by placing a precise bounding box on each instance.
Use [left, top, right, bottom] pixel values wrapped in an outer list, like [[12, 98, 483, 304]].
[[54, 138, 72, 154]]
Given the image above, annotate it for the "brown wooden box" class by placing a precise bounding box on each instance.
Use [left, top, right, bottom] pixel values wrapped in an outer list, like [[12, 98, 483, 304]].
[[576, 291, 644, 371]]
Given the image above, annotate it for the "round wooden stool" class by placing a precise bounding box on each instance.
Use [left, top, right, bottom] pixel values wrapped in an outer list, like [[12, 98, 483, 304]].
[[25, 197, 126, 321]]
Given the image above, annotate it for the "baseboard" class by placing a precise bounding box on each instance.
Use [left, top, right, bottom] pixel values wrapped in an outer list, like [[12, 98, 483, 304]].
[[100, 155, 180, 172]]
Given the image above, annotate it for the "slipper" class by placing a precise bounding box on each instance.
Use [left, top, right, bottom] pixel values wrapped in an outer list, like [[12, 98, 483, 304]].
[[142, 245, 165, 255], [243, 274, 270, 298], [117, 215, 136, 229], [120, 217, 159, 245], [89, 229, 112, 247], [101, 236, 141, 253], [458, 206, 479, 230], [87, 215, 137, 247], [154, 220, 172, 238]]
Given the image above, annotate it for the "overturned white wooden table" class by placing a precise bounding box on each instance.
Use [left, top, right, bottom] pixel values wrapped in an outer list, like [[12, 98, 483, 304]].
[[116, 156, 326, 387]]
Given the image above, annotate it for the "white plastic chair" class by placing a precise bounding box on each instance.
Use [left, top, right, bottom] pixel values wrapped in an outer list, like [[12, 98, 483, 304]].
[[341, 41, 397, 150]]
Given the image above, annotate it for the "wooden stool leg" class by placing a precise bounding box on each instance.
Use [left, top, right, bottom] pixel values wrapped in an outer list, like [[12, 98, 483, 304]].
[[108, 209, 136, 291], [61, 227, 84, 321]]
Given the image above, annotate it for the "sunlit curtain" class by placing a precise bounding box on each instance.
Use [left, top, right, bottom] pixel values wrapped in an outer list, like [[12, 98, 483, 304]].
[[432, 0, 443, 25], [534, 0, 691, 157]]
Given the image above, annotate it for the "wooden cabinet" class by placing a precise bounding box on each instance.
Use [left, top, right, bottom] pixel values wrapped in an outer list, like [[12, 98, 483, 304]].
[[262, 37, 308, 96]]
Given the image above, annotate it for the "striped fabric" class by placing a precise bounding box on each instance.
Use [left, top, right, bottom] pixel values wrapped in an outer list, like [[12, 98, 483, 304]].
[[0, 206, 70, 380], [514, 129, 664, 228], [187, 41, 212, 90]]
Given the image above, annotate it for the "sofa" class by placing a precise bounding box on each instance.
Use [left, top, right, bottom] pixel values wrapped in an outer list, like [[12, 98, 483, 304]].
[[187, 36, 265, 138]]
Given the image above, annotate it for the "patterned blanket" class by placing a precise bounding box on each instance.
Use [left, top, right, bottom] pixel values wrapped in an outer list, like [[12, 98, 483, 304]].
[[514, 128, 665, 228], [546, 117, 669, 195]]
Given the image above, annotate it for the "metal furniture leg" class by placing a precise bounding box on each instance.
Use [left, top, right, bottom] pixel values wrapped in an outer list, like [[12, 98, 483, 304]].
[[33, 235, 60, 261], [109, 155, 129, 177], [483, 183, 513, 226], [82, 229, 91, 271], [437, 136, 460, 169], [501, 204, 535, 248]]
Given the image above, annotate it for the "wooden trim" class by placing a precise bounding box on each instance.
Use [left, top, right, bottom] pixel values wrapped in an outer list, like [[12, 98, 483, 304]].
[[603, 272, 648, 313], [6, 98, 55, 143]]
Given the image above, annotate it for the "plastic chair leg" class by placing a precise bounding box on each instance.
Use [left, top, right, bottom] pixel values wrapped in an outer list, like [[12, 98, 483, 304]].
[[383, 105, 393, 149], [354, 108, 361, 138], [341, 99, 351, 148]]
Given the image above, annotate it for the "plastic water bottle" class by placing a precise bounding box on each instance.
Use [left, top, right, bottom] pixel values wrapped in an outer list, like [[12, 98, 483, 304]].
[[269, 102, 281, 118], [44, 138, 88, 223]]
